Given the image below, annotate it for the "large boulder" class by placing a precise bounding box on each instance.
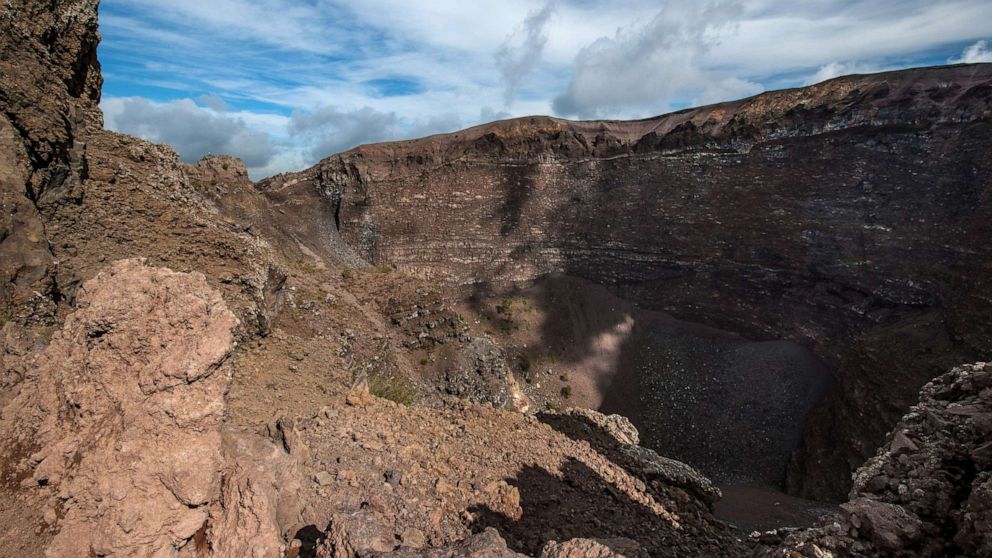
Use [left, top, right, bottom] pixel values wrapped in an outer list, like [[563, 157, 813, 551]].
[[1, 259, 238, 557]]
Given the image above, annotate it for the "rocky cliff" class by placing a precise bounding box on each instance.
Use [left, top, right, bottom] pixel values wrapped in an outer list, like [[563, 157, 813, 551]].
[[2, 1, 991, 556], [0, 2, 754, 556], [0, 0, 102, 321], [266, 64, 992, 498]]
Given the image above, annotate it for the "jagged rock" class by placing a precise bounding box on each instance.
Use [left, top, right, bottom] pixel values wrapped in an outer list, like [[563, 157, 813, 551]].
[[838, 498, 923, 552], [618, 445, 722, 507], [0, 321, 42, 407], [0, 0, 102, 197], [0, 114, 55, 317], [442, 337, 515, 408], [557, 408, 640, 446], [0, 259, 238, 557], [188, 154, 253, 191], [208, 432, 304, 558], [317, 510, 400, 557], [540, 538, 644, 558], [762, 362, 992, 557], [378, 528, 526, 557]]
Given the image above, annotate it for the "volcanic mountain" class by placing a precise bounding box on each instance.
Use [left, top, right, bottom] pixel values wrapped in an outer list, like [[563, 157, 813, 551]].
[[1, 2, 991, 557]]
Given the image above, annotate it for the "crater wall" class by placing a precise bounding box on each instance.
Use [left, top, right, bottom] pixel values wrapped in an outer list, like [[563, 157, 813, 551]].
[[262, 64, 992, 499]]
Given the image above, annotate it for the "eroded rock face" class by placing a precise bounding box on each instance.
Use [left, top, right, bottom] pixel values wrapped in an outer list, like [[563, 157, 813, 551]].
[[0, 259, 238, 557], [0, 0, 102, 196], [266, 64, 992, 498], [766, 362, 992, 557], [0, 0, 102, 324]]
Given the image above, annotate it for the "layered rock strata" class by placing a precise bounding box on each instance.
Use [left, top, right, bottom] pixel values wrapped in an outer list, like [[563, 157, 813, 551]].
[[266, 65, 992, 498]]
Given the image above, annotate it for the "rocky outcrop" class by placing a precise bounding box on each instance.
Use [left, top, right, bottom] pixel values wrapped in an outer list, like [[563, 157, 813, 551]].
[[539, 408, 722, 507], [0, 0, 102, 197], [0, 0, 102, 321], [0, 260, 238, 557], [764, 362, 992, 556], [540, 538, 643, 558], [0, 114, 54, 316], [267, 64, 992, 498], [373, 528, 526, 557]]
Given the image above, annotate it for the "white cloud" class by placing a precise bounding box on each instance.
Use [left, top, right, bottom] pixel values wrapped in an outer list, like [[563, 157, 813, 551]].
[[552, 0, 750, 118], [495, 2, 556, 105], [196, 94, 230, 111], [289, 106, 464, 163], [950, 40, 992, 64], [98, 0, 992, 179], [101, 97, 278, 175]]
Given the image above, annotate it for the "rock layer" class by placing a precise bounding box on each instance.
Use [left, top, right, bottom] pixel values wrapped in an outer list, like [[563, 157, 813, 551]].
[[267, 64, 992, 498]]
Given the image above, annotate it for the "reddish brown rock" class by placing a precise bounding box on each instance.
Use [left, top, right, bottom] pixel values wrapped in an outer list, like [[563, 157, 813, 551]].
[[540, 537, 644, 558], [0, 259, 238, 557]]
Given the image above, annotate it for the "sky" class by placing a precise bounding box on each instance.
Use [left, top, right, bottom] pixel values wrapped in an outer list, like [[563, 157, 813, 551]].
[[98, 0, 992, 179]]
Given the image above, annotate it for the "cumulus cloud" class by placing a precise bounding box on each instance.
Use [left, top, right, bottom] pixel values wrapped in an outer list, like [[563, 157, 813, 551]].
[[495, 2, 555, 106], [289, 106, 463, 162], [552, 0, 758, 118], [479, 106, 512, 123], [290, 106, 399, 161], [196, 94, 230, 111], [950, 40, 992, 63], [102, 97, 277, 169], [804, 61, 886, 85]]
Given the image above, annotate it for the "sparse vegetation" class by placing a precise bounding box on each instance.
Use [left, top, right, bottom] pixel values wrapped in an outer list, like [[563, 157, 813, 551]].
[[518, 353, 531, 373], [369, 374, 417, 406], [288, 261, 319, 274], [495, 299, 513, 316], [0, 310, 12, 326], [373, 265, 393, 274], [560, 385, 572, 399], [341, 268, 354, 280], [544, 400, 561, 412]]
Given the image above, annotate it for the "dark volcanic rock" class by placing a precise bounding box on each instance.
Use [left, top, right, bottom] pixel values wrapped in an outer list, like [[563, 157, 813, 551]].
[[265, 64, 992, 498], [0, 0, 102, 198], [0, 0, 101, 321], [764, 362, 992, 557]]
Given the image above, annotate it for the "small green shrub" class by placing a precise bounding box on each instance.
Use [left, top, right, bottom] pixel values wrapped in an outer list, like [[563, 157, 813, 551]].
[[560, 385, 572, 399], [545, 401, 561, 412], [369, 375, 416, 406], [341, 268, 354, 280], [495, 299, 513, 316], [518, 354, 531, 373], [288, 261, 319, 274]]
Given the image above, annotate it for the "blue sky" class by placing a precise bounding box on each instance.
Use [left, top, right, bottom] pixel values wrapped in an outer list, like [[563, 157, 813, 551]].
[[98, 0, 992, 179]]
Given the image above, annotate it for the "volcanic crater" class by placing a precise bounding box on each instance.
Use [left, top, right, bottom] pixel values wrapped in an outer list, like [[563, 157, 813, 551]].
[[262, 64, 992, 502]]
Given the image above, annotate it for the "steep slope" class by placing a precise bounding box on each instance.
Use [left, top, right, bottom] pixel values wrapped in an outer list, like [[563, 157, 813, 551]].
[[266, 64, 992, 498], [0, 2, 755, 556], [763, 362, 992, 557]]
